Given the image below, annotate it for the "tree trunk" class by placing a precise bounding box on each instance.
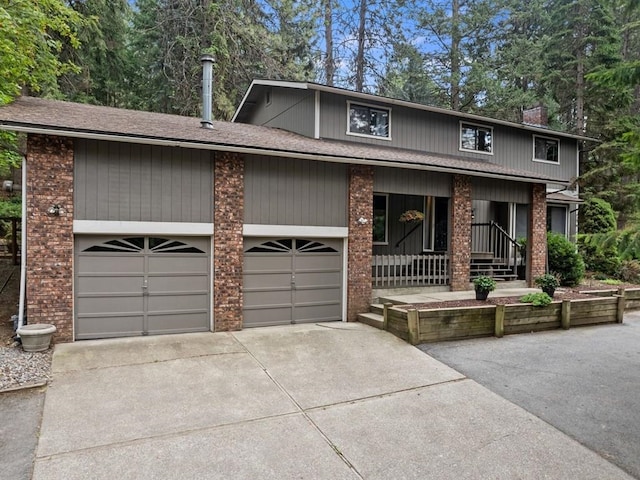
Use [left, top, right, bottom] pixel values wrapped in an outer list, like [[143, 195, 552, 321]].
[[324, 0, 334, 86], [355, 0, 367, 92], [450, 0, 461, 110]]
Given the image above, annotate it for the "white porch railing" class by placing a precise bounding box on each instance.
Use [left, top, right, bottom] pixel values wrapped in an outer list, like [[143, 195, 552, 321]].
[[372, 254, 449, 287]]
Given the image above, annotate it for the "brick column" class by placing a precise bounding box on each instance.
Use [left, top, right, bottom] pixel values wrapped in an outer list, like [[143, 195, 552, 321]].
[[347, 164, 373, 322], [213, 152, 244, 331], [529, 183, 547, 285], [450, 175, 472, 291], [26, 135, 74, 342]]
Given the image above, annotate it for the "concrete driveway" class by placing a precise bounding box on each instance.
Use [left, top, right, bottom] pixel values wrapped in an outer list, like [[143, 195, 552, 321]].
[[33, 323, 633, 479], [420, 312, 640, 479]]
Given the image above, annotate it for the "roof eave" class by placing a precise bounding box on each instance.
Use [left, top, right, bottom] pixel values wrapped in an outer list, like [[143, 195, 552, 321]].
[[0, 121, 568, 186]]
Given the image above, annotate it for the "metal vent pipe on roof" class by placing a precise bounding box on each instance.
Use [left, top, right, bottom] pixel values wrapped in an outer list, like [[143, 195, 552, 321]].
[[201, 54, 215, 129]]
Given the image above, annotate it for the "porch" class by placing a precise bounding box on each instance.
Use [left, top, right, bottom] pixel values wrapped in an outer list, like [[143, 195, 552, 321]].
[[372, 221, 523, 288]]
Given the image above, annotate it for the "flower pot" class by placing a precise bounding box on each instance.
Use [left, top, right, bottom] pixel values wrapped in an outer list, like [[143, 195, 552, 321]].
[[17, 324, 56, 352], [475, 289, 490, 301], [542, 287, 555, 298]]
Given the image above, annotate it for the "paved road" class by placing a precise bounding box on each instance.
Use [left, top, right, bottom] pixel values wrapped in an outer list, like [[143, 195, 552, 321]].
[[419, 312, 640, 479], [0, 387, 45, 480]]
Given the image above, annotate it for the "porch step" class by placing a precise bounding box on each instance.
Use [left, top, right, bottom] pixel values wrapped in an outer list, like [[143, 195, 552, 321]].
[[370, 303, 384, 315], [357, 312, 384, 329]]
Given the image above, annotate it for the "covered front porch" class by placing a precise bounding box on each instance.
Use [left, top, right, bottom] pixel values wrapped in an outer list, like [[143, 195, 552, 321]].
[[371, 176, 541, 290]]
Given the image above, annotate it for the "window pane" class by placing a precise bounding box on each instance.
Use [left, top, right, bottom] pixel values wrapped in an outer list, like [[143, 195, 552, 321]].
[[349, 105, 370, 135], [535, 137, 558, 162], [478, 128, 492, 152], [373, 195, 387, 243], [370, 109, 389, 137], [349, 104, 389, 137], [547, 206, 566, 235], [461, 126, 477, 150]]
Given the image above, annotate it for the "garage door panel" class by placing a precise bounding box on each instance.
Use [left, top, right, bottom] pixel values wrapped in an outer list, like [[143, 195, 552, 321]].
[[243, 273, 292, 289], [76, 295, 143, 315], [294, 271, 341, 288], [295, 287, 342, 303], [147, 313, 209, 335], [243, 306, 293, 327], [75, 315, 144, 340], [245, 289, 292, 307], [147, 256, 209, 274], [147, 275, 209, 291], [148, 293, 209, 311], [76, 276, 143, 294], [244, 255, 292, 272], [295, 303, 342, 323], [77, 256, 145, 273], [295, 255, 341, 269]]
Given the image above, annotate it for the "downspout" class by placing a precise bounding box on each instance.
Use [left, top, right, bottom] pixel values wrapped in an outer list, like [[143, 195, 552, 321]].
[[17, 156, 26, 330]]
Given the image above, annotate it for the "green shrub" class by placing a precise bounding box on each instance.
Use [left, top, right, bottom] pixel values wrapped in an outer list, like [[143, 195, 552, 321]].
[[601, 278, 622, 285], [547, 232, 585, 286], [0, 196, 21, 218], [520, 292, 553, 307], [578, 198, 621, 276], [619, 260, 640, 283]]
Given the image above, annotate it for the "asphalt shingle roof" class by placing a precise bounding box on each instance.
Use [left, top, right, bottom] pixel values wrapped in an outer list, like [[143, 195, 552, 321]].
[[0, 96, 568, 184]]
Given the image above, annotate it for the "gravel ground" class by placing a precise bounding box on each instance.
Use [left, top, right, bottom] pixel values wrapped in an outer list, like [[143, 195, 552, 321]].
[[0, 346, 52, 391]]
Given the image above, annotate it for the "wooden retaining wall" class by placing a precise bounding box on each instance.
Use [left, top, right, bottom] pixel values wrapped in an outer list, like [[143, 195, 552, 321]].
[[385, 292, 626, 345], [581, 288, 640, 311]]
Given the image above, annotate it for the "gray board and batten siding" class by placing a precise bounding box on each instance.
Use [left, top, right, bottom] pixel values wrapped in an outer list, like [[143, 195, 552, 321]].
[[246, 86, 316, 137], [318, 92, 577, 182], [75, 139, 213, 223], [244, 155, 348, 226], [373, 167, 451, 197], [472, 177, 530, 204]]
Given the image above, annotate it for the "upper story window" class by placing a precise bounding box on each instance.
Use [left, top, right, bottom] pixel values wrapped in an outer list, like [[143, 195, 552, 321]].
[[533, 135, 559, 164], [460, 122, 493, 154], [348, 102, 390, 139]]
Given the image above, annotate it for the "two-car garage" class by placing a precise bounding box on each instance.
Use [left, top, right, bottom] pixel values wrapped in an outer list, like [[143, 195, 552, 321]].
[[73, 235, 344, 339]]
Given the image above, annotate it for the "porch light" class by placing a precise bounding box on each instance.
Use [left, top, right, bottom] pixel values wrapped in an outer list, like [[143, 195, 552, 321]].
[[47, 204, 62, 216], [471, 209, 475, 220], [357, 217, 368, 225]]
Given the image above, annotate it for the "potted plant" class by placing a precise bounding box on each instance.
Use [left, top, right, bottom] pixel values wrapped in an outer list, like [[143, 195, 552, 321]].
[[534, 273, 560, 298], [473, 275, 497, 300]]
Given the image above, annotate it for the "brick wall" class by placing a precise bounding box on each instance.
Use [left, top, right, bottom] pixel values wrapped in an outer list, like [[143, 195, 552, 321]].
[[347, 164, 373, 321], [26, 135, 74, 342], [529, 183, 547, 284], [450, 175, 472, 291], [213, 152, 244, 331]]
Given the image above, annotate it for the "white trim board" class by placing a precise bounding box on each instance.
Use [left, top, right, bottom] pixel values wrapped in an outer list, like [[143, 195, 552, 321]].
[[243, 224, 349, 238], [74, 220, 214, 235]]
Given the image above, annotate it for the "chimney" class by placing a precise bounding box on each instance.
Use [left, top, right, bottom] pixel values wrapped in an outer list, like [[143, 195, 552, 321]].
[[522, 105, 548, 127], [201, 54, 214, 129]]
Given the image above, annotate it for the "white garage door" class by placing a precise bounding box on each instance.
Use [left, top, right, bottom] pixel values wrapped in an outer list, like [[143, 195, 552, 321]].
[[243, 238, 343, 327], [74, 236, 210, 340]]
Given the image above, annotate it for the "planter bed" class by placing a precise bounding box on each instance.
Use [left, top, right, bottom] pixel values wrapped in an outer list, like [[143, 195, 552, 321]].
[[385, 292, 625, 345]]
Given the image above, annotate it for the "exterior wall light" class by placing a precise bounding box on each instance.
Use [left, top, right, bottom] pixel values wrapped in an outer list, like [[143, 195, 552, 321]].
[[357, 217, 368, 225], [47, 204, 62, 216]]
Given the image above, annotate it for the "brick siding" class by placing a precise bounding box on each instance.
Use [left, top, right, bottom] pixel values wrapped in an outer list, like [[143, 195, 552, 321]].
[[347, 164, 373, 321], [26, 135, 74, 342], [450, 175, 472, 291], [529, 183, 547, 284], [213, 152, 244, 331]]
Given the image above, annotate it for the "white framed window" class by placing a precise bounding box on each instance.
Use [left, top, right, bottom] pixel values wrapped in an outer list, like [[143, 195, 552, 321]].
[[347, 102, 391, 140], [533, 135, 559, 164], [460, 122, 493, 154], [373, 193, 388, 244]]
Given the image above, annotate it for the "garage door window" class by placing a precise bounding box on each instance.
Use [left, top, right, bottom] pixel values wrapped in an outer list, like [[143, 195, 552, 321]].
[[84, 237, 204, 253]]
